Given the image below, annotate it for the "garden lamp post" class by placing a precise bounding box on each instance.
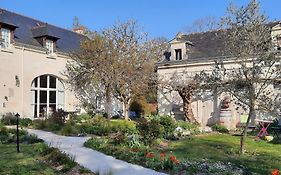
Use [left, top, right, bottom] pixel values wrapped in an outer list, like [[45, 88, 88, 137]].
[[15, 113, 20, 153]]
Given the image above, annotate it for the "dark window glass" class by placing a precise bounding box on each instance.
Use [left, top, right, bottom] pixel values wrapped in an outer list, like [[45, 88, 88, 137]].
[[50, 76, 56, 88], [39, 105, 47, 117], [175, 49, 182, 60], [40, 91, 47, 104], [49, 105, 56, 112], [34, 77, 38, 87], [40, 75, 48, 88], [49, 91, 56, 103], [35, 90, 38, 103], [34, 105, 37, 118]]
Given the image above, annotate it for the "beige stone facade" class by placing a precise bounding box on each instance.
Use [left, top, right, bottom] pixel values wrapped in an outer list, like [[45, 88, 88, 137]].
[[0, 44, 78, 119]]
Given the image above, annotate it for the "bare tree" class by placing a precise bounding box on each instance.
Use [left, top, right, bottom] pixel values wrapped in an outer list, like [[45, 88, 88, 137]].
[[185, 16, 220, 34], [104, 21, 168, 120], [203, 0, 281, 154], [67, 20, 167, 120]]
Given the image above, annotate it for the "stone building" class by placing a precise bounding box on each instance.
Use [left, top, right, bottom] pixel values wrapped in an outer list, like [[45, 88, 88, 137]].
[[157, 22, 281, 128], [0, 8, 87, 119]]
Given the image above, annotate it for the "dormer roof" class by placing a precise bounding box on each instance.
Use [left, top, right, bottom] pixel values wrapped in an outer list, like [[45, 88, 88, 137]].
[[31, 24, 60, 40]]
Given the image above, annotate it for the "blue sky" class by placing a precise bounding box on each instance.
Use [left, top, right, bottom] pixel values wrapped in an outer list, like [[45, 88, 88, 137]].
[[1, 0, 281, 39]]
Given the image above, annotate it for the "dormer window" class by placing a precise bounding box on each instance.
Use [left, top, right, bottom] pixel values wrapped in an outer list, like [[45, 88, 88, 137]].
[[0, 28, 11, 48], [175, 49, 182, 60], [46, 39, 54, 54]]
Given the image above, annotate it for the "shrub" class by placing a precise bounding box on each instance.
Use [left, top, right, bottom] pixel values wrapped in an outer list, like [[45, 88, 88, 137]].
[[61, 123, 80, 136], [177, 121, 200, 135], [136, 118, 164, 146], [49, 109, 67, 125], [211, 124, 229, 133], [33, 119, 48, 130], [46, 147, 76, 172], [33, 119, 63, 132], [111, 119, 138, 135], [1, 112, 17, 125], [158, 116, 176, 138], [19, 118, 33, 127]]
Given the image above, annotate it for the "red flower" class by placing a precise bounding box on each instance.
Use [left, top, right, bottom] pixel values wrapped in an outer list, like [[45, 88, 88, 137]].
[[272, 169, 279, 175], [145, 149, 148, 155], [146, 152, 155, 158], [169, 155, 180, 164], [160, 153, 166, 157]]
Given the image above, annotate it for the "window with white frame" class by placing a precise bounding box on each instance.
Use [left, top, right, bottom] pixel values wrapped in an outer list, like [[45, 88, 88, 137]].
[[1, 28, 11, 48], [31, 75, 64, 118], [46, 39, 54, 54]]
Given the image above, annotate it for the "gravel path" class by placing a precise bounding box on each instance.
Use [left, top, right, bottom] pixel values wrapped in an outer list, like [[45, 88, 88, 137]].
[[27, 129, 167, 175]]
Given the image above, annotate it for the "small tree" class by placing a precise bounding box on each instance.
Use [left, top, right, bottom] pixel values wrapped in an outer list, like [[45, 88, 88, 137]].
[[67, 20, 167, 120], [204, 0, 281, 154], [66, 33, 117, 118], [160, 72, 201, 123]]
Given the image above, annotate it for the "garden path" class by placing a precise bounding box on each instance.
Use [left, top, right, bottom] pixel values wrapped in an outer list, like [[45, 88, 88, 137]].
[[27, 129, 167, 175]]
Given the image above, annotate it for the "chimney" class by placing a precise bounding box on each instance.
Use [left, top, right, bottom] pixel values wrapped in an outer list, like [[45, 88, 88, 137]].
[[73, 26, 86, 35]]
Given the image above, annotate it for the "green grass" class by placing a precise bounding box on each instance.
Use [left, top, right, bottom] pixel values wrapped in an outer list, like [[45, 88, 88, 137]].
[[0, 143, 57, 175], [168, 134, 281, 174]]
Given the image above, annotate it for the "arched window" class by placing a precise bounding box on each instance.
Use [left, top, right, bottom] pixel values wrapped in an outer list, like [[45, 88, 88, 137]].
[[31, 75, 64, 118]]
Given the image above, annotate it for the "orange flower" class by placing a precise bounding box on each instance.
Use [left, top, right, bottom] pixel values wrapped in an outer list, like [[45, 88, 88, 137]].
[[169, 155, 180, 164], [272, 169, 279, 175], [146, 152, 155, 158]]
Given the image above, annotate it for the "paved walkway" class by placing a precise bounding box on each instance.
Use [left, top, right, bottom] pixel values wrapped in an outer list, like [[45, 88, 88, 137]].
[[27, 129, 167, 175]]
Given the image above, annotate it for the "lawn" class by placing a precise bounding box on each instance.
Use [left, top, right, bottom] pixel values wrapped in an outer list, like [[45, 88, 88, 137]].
[[168, 134, 281, 174], [0, 143, 57, 175]]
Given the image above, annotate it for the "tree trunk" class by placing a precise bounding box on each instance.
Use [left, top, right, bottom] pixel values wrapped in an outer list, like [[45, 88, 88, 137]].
[[178, 88, 197, 123], [105, 87, 112, 119], [123, 99, 131, 120], [182, 97, 196, 123], [240, 99, 256, 154]]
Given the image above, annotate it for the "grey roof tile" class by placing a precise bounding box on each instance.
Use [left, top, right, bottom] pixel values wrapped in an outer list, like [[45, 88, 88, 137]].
[[0, 8, 87, 53]]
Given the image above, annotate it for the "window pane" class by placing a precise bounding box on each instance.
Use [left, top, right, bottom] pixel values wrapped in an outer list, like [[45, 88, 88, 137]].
[[57, 80, 64, 91], [57, 91, 64, 105], [33, 105, 37, 118], [34, 77, 38, 87], [49, 105, 56, 112], [40, 75, 47, 88], [50, 76, 56, 88], [39, 105, 47, 117], [40, 91, 47, 103], [49, 91, 56, 103], [1, 28, 10, 48], [35, 90, 38, 103]]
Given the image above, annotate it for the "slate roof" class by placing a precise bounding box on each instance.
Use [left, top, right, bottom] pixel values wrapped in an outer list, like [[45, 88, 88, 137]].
[[0, 8, 87, 53], [159, 21, 281, 65]]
